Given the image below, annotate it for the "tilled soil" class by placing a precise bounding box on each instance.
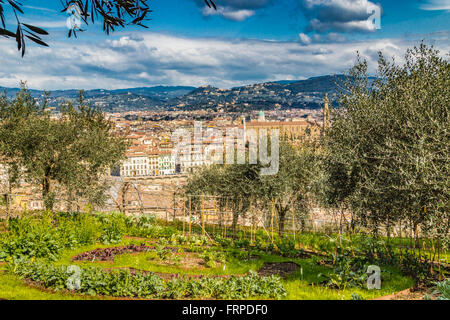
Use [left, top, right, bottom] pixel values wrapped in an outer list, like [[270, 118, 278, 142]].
[[374, 283, 440, 300], [72, 244, 189, 262], [257, 262, 300, 278], [150, 252, 206, 269], [72, 244, 155, 262]]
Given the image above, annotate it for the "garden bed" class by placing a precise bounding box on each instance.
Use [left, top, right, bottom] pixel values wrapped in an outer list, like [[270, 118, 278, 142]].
[[0, 212, 420, 300], [258, 262, 300, 278], [72, 244, 154, 262]]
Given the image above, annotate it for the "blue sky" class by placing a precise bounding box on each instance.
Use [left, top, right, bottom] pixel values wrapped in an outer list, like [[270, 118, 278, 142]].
[[0, 0, 449, 90]]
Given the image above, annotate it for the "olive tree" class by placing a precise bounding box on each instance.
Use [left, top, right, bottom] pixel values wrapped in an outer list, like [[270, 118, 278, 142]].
[[0, 86, 128, 211], [184, 162, 261, 233], [261, 141, 321, 236], [325, 43, 449, 244]]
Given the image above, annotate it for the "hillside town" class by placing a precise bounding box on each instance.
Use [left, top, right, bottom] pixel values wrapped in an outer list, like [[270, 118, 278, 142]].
[[0, 98, 328, 213], [111, 106, 325, 178]]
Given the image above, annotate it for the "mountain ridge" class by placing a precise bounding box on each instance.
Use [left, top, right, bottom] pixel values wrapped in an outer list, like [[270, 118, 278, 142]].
[[1, 75, 348, 112]]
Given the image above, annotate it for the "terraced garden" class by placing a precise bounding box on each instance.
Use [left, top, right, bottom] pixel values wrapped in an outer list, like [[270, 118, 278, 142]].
[[0, 212, 447, 300]]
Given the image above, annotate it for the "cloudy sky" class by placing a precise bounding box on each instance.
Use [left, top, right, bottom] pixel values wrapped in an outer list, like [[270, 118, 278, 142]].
[[0, 0, 449, 90]]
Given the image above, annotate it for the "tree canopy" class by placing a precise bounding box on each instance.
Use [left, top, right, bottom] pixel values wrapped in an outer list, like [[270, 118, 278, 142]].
[[324, 43, 449, 243], [184, 140, 321, 236], [184, 161, 262, 232], [183, 43, 449, 243], [0, 86, 128, 211]]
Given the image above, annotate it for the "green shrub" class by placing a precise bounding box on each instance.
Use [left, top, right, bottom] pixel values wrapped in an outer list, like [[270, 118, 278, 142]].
[[56, 213, 101, 247], [199, 250, 226, 268], [95, 213, 126, 244], [8, 259, 286, 300], [0, 232, 63, 261], [399, 251, 432, 282], [432, 280, 450, 300], [234, 239, 250, 249], [0, 212, 132, 261], [155, 244, 172, 261], [319, 250, 368, 290]]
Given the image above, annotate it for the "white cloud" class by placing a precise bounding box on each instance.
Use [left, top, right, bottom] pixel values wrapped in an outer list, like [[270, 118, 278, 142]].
[[301, 0, 382, 33], [299, 33, 312, 45], [196, 0, 271, 21], [202, 6, 255, 21], [0, 32, 448, 90], [420, 0, 450, 10], [22, 5, 58, 13], [309, 17, 378, 33]]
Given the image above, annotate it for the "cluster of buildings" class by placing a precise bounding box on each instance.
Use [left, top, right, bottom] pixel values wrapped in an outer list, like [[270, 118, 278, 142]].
[[112, 106, 326, 178], [0, 97, 329, 214], [117, 148, 177, 177]]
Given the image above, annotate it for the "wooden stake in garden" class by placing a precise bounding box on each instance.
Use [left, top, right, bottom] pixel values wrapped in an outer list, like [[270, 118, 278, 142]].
[[292, 207, 296, 243], [224, 197, 228, 238], [271, 198, 275, 243], [172, 192, 176, 223], [212, 198, 216, 235], [250, 205, 254, 245], [182, 195, 186, 235], [201, 194, 205, 236], [188, 195, 192, 237]]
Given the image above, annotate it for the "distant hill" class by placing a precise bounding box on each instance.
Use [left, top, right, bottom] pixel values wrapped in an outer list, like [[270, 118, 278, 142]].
[[167, 75, 345, 112], [108, 86, 197, 101], [0, 75, 351, 112], [0, 86, 195, 112]]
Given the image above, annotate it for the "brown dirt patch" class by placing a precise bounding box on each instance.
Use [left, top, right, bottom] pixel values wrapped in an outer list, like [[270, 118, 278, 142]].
[[373, 283, 438, 300], [257, 262, 300, 278], [373, 288, 414, 300], [178, 253, 205, 269], [149, 252, 205, 269], [72, 244, 188, 263], [296, 251, 312, 259], [72, 244, 155, 262]]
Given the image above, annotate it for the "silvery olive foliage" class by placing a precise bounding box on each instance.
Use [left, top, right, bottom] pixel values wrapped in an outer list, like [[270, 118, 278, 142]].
[[324, 43, 449, 245]]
